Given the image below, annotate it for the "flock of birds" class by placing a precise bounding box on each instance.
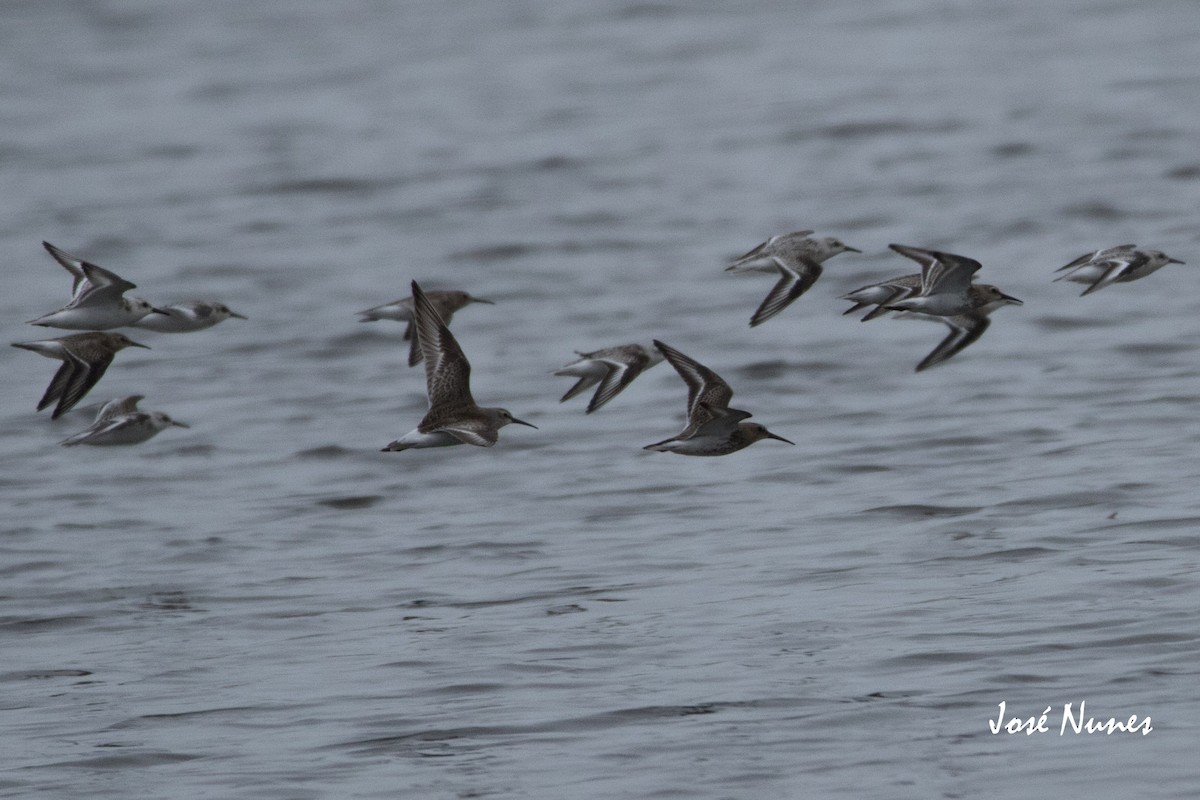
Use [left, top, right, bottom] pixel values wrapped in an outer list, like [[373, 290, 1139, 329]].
[[10, 233, 1186, 455], [11, 242, 245, 446]]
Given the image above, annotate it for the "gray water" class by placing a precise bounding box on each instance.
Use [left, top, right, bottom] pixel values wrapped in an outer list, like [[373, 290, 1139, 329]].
[[3, 0, 1200, 797]]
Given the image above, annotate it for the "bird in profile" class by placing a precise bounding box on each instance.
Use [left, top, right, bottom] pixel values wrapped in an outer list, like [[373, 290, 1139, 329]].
[[644, 340, 793, 456], [60, 395, 189, 446], [554, 342, 663, 413], [132, 301, 247, 333], [358, 289, 493, 367], [726, 230, 861, 327], [28, 241, 166, 330], [840, 247, 1022, 371], [12, 332, 150, 419], [382, 281, 535, 452], [1054, 244, 1185, 295]]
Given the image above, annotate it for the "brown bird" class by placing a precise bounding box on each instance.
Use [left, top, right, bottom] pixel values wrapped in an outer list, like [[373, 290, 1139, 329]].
[[12, 332, 150, 418]]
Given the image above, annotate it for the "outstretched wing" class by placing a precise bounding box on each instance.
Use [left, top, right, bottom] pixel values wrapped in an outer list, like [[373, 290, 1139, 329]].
[[653, 340, 734, 429], [586, 350, 650, 413], [915, 315, 990, 372], [411, 281, 475, 413], [890, 244, 981, 295], [1079, 255, 1146, 295], [749, 255, 823, 327], [52, 351, 116, 418]]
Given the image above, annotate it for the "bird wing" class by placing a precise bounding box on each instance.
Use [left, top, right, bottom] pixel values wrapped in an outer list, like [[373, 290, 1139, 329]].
[[52, 350, 116, 418], [586, 350, 650, 413], [439, 420, 499, 447], [95, 395, 145, 422], [1055, 244, 1136, 272], [42, 241, 88, 296], [749, 255, 822, 327], [916, 315, 990, 372], [411, 281, 475, 413], [653, 340, 734, 429], [67, 262, 138, 308], [1079, 254, 1146, 295], [890, 244, 981, 295]]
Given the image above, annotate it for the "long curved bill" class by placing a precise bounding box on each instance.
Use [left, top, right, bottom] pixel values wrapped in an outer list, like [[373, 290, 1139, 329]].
[[766, 430, 795, 445], [1000, 293, 1023, 305], [511, 416, 538, 429]]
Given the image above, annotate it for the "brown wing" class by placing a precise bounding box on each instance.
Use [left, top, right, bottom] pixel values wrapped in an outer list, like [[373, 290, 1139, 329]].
[[653, 340, 734, 429], [411, 281, 475, 414], [52, 351, 116, 418]]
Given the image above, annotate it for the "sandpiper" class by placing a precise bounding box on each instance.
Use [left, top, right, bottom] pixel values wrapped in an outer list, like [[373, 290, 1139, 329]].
[[12, 332, 150, 419], [29, 241, 166, 330], [726, 231, 861, 327], [381, 282, 534, 452], [358, 289, 494, 367], [643, 340, 793, 456], [1054, 244, 1185, 295], [555, 342, 664, 413], [60, 395, 189, 446], [880, 244, 993, 317], [132, 301, 247, 333]]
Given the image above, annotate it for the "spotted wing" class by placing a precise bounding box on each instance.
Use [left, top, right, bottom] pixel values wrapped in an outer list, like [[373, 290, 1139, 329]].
[[411, 281, 475, 414], [694, 403, 753, 437]]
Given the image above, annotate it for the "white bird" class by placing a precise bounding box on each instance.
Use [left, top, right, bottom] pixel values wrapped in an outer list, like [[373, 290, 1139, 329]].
[[726, 231, 861, 327], [1054, 244, 1185, 295], [60, 395, 189, 446], [28, 241, 166, 330], [132, 301, 247, 333]]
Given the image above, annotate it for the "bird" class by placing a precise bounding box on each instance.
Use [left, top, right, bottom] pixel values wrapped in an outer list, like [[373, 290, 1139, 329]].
[[29, 241, 166, 330], [643, 340, 793, 456], [839, 251, 1022, 370], [60, 395, 189, 446], [879, 244, 990, 317], [12, 332, 150, 419], [131, 301, 247, 333], [358, 289, 494, 367], [554, 343, 664, 413], [726, 231, 861, 327], [1054, 244, 1185, 295], [382, 281, 535, 452]]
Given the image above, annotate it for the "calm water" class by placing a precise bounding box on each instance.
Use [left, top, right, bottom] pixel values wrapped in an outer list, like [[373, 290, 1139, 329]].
[[3, 1, 1200, 797]]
